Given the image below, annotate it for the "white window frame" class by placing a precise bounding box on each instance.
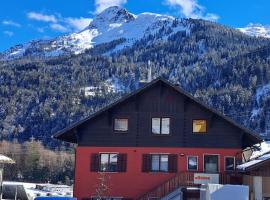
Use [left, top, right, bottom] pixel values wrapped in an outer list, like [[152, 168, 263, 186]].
[[187, 155, 198, 171], [203, 154, 220, 173], [150, 153, 169, 172], [151, 117, 171, 135], [224, 156, 235, 171], [99, 152, 119, 172], [114, 118, 128, 132], [192, 119, 207, 133]]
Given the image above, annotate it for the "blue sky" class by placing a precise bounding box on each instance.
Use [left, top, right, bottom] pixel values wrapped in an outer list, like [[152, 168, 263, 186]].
[[0, 0, 270, 52]]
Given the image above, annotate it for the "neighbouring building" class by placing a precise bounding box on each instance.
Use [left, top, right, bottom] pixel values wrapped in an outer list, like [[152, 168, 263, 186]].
[[238, 141, 270, 200], [54, 77, 262, 200]]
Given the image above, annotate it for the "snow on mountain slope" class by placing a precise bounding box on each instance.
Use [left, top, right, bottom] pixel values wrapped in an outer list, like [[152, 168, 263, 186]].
[[238, 23, 270, 38], [0, 6, 188, 60]]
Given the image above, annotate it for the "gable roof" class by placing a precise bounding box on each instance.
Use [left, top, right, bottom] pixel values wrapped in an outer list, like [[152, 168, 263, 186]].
[[53, 77, 262, 145]]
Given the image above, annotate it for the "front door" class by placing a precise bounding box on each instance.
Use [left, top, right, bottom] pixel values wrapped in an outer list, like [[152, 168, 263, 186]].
[[204, 155, 219, 173]]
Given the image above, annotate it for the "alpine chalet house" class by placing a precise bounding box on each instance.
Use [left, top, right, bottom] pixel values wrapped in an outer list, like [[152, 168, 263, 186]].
[[54, 78, 262, 200]]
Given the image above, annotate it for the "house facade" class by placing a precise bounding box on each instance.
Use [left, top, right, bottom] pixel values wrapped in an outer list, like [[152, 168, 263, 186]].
[[54, 78, 262, 200]]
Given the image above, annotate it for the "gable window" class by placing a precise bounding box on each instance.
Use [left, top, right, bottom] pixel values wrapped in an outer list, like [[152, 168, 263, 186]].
[[187, 156, 198, 171], [225, 157, 235, 171], [152, 118, 170, 135], [204, 155, 219, 172], [151, 154, 169, 172], [114, 118, 128, 132], [193, 120, 207, 133]]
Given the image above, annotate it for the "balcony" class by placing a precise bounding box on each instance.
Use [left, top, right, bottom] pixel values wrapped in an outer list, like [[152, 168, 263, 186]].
[[137, 171, 242, 200]]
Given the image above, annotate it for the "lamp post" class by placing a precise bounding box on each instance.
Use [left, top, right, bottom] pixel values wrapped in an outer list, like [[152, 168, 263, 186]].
[[0, 154, 15, 200]]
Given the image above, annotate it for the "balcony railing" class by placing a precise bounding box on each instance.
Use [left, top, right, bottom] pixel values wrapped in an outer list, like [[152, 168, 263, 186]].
[[137, 171, 242, 200]]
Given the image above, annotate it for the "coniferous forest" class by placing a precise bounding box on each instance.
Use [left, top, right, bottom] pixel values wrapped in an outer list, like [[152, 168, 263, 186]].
[[1, 19, 270, 181]]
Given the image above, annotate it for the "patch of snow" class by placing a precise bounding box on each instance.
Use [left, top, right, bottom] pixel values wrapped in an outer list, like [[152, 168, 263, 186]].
[[255, 83, 270, 105], [238, 23, 270, 38], [237, 153, 270, 170], [251, 108, 260, 118], [0, 154, 15, 164], [250, 141, 270, 159], [3, 182, 73, 199], [1, 6, 190, 60], [105, 77, 126, 93]]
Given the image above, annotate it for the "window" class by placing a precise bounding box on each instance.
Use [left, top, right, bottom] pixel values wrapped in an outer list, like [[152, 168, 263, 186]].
[[151, 154, 169, 172], [142, 154, 177, 173], [152, 118, 170, 135], [100, 153, 118, 172], [91, 153, 127, 172], [204, 155, 219, 172], [193, 120, 207, 133], [187, 156, 198, 171], [114, 118, 128, 132], [225, 157, 235, 171]]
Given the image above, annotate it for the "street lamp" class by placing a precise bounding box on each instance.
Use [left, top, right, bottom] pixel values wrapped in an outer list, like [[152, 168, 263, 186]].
[[0, 154, 15, 200]]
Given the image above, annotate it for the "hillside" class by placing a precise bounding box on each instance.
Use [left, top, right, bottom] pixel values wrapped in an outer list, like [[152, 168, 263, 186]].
[[1, 7, 270, 146]]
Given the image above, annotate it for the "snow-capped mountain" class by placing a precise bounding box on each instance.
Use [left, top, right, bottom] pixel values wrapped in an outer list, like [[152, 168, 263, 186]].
[[238, 23, 270, 38], [0, 6, 188, 60]]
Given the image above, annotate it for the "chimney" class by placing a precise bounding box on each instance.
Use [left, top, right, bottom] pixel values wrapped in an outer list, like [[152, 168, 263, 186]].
[[147, 60, 152, 82]]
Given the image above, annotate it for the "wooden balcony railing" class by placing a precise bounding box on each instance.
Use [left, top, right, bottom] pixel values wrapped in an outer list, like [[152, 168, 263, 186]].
[[137, 171, 242, 200]]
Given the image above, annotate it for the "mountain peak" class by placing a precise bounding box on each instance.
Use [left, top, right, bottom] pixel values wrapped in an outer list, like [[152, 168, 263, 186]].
[[93, 6, 135, 26]]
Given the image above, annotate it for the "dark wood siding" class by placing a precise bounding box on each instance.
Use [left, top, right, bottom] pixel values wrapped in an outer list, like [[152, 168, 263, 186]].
[[78, 83, 245, 148]]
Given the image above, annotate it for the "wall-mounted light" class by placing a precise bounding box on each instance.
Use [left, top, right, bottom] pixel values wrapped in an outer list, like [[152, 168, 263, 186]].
[[179, 153, 185, 157]]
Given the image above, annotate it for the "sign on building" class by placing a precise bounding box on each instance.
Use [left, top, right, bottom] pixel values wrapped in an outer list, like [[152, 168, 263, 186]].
[[194, 173, 219, 184]]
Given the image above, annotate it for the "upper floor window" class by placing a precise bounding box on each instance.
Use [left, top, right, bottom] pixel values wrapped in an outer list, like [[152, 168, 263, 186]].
[[114, 118, 128, 132], [187, 156, 198, 171], [152, 117, 170, 135], [225, 157, 235, 171], [193, 119, 207, 133]]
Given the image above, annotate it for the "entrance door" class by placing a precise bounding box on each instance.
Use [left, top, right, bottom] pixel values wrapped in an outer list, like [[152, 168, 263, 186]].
[[204, 155, 219, 173]]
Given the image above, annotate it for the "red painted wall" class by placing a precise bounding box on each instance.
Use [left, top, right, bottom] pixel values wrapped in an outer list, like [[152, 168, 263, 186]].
[[74, 147, 241, 200]]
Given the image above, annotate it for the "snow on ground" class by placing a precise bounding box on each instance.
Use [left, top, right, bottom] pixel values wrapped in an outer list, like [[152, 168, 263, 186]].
[[3, 181, 73, 200], [0, 154, 15, 164]]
